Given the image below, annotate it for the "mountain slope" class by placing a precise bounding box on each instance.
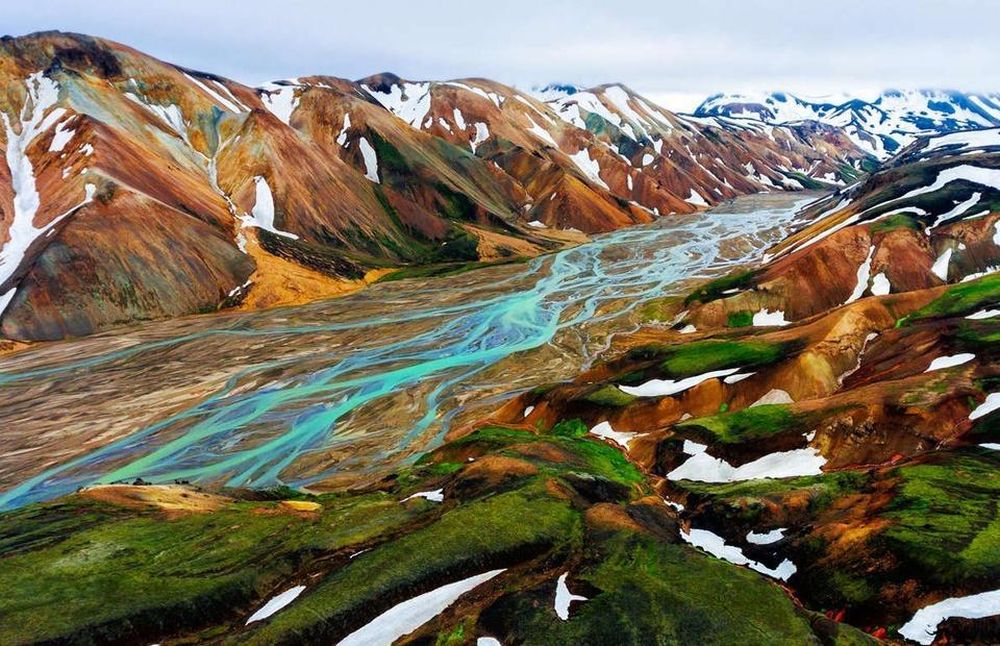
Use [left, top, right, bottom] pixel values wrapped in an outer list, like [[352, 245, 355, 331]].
[[0, 31, 868, 341]]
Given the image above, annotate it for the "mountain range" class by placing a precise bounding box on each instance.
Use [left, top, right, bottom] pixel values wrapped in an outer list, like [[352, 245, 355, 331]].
[[0, 31, 869, 342], [695, 89, 1000, 159]]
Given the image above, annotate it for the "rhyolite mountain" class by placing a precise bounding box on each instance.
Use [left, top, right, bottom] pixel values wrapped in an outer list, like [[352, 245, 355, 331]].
[[0, 31, 870, 342], [696, 89, 1000, 160]]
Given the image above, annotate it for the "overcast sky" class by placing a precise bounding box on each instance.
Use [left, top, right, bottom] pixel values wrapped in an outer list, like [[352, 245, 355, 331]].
[[6, 0, 999, 111]]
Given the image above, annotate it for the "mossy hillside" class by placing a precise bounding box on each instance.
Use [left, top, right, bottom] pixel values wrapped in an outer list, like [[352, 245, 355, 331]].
[[727, 310, 753, 327], [0, 492, 418, 645], [479, 532, 826, 646], [882, 449, 1000, 584], [448, 425, 645, 487], [684, 270, 759, 306], [676, 471, 871, 526], [581, 384, 638, 407], [625, 338, 792, 379], [676, 404, 805, 445], [239, 481, 582, 644], [899, 273, 1000, 324]]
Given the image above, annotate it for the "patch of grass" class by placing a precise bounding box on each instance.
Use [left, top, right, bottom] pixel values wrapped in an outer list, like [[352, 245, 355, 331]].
[[677, 404, 801, 444], [727, 311, 753, 328], [550, 419, 589, 438], [899, 273, 1000, 324], [582, 385, 637, 408], [487, 532, 820, 645], [869, 212, 919, 234], [0, 493, 418, 645], [658, 339, 790, 378], [684, 270, 758, 306], [240, 483, 580, 643], [883, 450, 1000, 583]]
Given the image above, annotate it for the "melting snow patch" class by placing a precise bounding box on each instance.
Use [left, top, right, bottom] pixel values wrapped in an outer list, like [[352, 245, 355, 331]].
[[259, 83, 299, 126], [750, 389, 793, 407], [667, 447, 826, 483], [554, 573, 587, 620], [924, 353, 975, 372], [931, 248, 953, 281], [365, 81, 431, 129], [337, 569, 505, 646], [336, 113, 351, 146], [48, 119, 75, 152], [470, 122, 490, 152], [358, 137, 380, 183], [569, 149, 609, 190], [523, 405, 534, 418], [870, 272, 891, 296], [845, 246, 875, 304], [970, 393, 1000, 420], [527, 220, 547, 229], [681, 527, 797, 581], [746, 528, 786, 545], [526, 117, 557, 147], [752, 308, 790, 327], [246, 585, 306, 624], [967, 308, 1000, 320], [723, 372, 755, 384], [401, 489, 443, 503], [680, 324, 697, 334], [898, 589, 1000, 645], [242, 177, 298, 239], [619, 368, 740, 398], [477, 638, 502, 646], [685, 189, 708, 207], [589, 421, 637, 450]]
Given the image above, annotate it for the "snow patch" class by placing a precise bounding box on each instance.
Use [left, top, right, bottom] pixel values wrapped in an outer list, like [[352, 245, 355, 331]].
[[681, 527, 797, 581], [589, 421, 637, 450], [554, 573, 587, 621], [924, 353, 975, 372], [246, 586, 306, 624], [752, 308, 790, 327], [358, 137, 380, 183], [667, 447, 826, 483], [746, 528, 786, 545], [401, 489, 443, 503], [337, 569, 505, 646], [898, 589, 1000, 645], [619, 368, 741, 398]]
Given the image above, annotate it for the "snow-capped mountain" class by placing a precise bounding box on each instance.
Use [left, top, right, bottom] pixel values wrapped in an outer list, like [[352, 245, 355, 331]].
[[695, 90, 1000, 159]]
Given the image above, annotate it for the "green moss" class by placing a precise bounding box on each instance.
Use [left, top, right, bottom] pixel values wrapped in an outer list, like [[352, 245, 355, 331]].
[[0, 493, 418, 644], [883, 450, 1000, 584], [582, 384, 637, 408], [900, 273, 1000, 324], [727, 311, 753, 328], [550, 418, 589, 438], [658, 339, 789, 378], [493, 533, 820, 645], [637, 296, 681, 323], [869, 213, 919, 234], [677, 405, 801, 444], [684, 270, 758, 306], [240, 484, 580, 643]]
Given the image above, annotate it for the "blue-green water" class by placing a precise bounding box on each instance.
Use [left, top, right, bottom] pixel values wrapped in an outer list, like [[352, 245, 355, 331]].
[[0, 195, 812, 510]]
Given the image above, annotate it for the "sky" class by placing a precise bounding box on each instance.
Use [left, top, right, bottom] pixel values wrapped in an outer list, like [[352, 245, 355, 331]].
[[6, 0, 1000, 112]]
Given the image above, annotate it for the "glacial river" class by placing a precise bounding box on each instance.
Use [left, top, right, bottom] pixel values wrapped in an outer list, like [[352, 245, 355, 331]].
[[0, 193, 815, 509]]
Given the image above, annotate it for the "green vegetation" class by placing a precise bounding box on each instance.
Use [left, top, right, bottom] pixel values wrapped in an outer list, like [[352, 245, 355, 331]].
[[883, 450, 1000, 583], [656, 339, 789, 378], [869, 212, 919, 234], [727, 310, 753, 328], [899, 273, 1000, 324], [677, 404, 802, 444], [486, 533, 822, 645], [550, 418, 589, 438], [244, 484, 580, 644], [0, 492, 418, 645], [581, 384, 638, 407], [684, 270, 758, 306]]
